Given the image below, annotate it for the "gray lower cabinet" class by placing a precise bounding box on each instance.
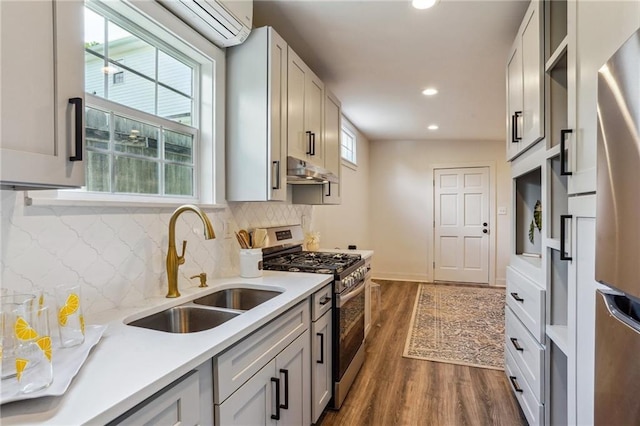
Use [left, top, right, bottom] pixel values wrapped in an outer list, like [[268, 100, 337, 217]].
[[214, 300, 311, 425], [109, 360, 213, 426], [216, 329, 310, 425]]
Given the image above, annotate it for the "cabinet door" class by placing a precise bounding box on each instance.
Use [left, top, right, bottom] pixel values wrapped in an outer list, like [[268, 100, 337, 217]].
[[571, 1, 640, 194], [0, 0, 85, 189], [268, 28, 288, 201], [217, 358, 277, 426], [305, 69, 325, 168], [114, 371, 200, 426], [276, 330, 311, 426], [506, 44, 523, 160], [323, 91, 341, 204], [312, 313, 332, 423], [287, 48, 325, 168], [287, 48, 309, 162], [520, 1, 544, 149]]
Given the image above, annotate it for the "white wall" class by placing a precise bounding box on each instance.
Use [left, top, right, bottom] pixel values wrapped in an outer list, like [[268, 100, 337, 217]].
[[369, 139, 510, 285], [311, 118, 371, 250]]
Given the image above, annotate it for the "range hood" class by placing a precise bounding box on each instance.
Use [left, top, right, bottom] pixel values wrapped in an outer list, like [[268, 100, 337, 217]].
[[287, 156, 338, 184]]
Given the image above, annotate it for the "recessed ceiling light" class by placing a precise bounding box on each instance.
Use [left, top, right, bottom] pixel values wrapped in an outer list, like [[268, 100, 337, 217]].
[[412, 0, 439, 10], [428, 125, 439, 130], [422, 88, 438, 96]]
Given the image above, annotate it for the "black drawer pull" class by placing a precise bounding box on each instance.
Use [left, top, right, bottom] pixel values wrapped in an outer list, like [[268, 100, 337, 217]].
[[317, 332, 324, 364], [560, 129, 573, 176], [279, 369, 289, 410], [510, 337, 524, 351], [510, 292, 524, 302], [271, 377, 280, 420], [560, 215, 573, 261], [509, 376, 524, 393], [319, 296, 331, 306]]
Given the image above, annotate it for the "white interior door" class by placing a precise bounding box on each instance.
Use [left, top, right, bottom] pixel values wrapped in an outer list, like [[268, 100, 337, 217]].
[[434, 167, 490, 283]]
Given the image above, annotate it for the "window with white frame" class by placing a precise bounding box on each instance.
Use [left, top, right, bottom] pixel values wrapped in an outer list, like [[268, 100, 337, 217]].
[[341, 126, 357, 165], [82, 1, 215, 200]]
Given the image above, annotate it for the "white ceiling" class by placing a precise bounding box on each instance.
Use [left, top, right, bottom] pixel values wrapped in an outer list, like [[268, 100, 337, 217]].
[[253, 0, 529, 142]]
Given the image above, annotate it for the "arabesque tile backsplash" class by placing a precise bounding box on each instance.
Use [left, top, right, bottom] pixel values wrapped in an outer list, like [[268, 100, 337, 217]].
[[0, 191, 311, 317]]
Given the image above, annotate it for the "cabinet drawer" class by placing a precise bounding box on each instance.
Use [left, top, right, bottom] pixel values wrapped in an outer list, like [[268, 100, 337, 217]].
[[505, 306, 544, 402], [214, 301, 309, 403], [505, 349, 544, 426], [312, 284, 332, 321], [506, 267, 545, 343]]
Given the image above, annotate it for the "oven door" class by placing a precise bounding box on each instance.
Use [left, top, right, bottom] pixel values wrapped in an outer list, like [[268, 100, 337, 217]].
[[336, 279, 365, 380]]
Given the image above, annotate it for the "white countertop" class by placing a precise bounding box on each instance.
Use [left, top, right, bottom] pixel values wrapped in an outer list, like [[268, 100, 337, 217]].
[[319, 248, 374, 260], [0, 271, 332, 425]]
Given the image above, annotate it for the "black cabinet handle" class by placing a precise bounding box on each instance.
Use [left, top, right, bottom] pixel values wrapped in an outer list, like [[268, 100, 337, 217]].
[[509, 376, 524, 393], [560, 129, 573, 176], [69, 97, 83, 161], [279, 369, 289, 410], [272, 160, 281, 190], [319, 296, 331, 306], [514, 111, 522, 142], [306, 131, 312, 155], [510, 337, 524, 351], [482, 229, 488, 234], [271, 377, 280, 420], [317, 332, 324, 364], [325, 182, 331, 197], [511, 114, 518, 143], [510, 292, 524, 302], [311, 132, 316, 156], [560, 215, 573, 261]]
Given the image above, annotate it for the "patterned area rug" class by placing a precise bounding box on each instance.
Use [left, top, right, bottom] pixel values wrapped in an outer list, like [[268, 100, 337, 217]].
[[403, 284, 505, 370]]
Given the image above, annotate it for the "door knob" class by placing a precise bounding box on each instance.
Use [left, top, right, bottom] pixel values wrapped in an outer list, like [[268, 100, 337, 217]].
[[483, 229, 488, 234]]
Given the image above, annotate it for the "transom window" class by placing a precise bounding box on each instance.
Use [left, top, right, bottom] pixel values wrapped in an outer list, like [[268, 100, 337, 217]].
[[83, 3, 199, 197], [341, 126, 357, 165]]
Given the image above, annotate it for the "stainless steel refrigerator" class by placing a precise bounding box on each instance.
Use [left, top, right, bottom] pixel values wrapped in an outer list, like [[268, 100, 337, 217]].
[[594, 28, 640, 425]]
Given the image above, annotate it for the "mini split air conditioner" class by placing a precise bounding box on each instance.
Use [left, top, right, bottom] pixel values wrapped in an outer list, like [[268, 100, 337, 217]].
[[158, 0, 252, 48]]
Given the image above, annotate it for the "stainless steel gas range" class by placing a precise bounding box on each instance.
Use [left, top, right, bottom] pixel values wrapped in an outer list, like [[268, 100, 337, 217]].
[[261, 225, 368, 409]]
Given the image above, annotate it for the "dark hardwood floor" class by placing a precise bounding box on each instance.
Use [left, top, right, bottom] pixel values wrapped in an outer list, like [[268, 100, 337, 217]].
[[320, 280, 527, 426]]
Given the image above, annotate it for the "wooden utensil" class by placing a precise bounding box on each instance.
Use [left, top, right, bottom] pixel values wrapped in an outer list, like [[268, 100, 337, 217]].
[[235, 232, 249, 249], [238, 229, 251, 248]]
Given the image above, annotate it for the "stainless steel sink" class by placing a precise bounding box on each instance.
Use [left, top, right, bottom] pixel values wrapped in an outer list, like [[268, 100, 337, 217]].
[[194, 288, 282, 311], [128, 306, 239, 334]]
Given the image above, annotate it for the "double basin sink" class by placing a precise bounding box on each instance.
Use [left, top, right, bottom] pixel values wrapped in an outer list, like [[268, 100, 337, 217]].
[[128, 287, 282, 333]]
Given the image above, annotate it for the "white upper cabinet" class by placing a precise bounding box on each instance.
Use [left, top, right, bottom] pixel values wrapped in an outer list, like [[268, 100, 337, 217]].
[[506, 0, 544, 160], [292, 90, 341, 205], [287, 48, 325, 168], [227, 26, 288, 201], [0, 0, 85, 189], [570, 1, 640, 195]]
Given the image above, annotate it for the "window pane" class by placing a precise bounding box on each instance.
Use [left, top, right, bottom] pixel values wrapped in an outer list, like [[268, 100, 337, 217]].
[[113, 115, 159, 159], [85, 108, 110, 150], [165, 164, 193, 196], [158, 87, 192, 124], [114, 156, 159, 194], [158, 51, 192, 96], [85, 51, 105, 97], [86, 151, 110, 192], [107, 22, 155, 80], [108, 71, 155, 115], [164, 130, 193, 164], [84, 7, 104, 56]]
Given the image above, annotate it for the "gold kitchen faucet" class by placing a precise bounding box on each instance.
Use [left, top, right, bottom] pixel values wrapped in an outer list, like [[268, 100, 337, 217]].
[[166, 205, 215, 298]]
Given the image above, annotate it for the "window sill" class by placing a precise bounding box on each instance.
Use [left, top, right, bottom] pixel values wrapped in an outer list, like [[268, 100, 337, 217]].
[[342, 159, 358, 171], [24, 190, 227, 210]]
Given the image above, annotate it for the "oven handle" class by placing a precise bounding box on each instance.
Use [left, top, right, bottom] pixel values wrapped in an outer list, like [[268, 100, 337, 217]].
[[337, 280, 366, 307]]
